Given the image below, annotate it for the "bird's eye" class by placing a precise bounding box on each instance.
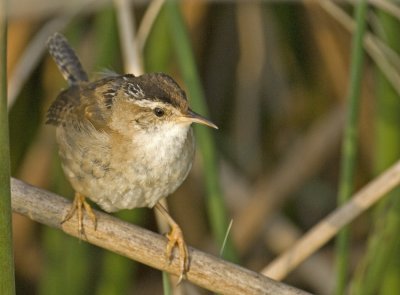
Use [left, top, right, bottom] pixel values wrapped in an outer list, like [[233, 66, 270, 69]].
[[154, 107, 165, 117]]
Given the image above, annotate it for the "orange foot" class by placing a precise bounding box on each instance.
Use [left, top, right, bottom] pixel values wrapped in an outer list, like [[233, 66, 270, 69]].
[[61, 192, 97, 237], [166, 222, 189, 283], [155, 203, 190, 283]]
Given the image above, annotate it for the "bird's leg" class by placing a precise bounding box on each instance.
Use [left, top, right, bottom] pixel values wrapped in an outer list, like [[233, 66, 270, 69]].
[[61, 192, 97, 237], [155, 202, 189, 283]]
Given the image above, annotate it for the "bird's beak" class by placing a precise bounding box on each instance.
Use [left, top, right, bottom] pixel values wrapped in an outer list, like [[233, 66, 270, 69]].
[[182, 109, 218, 129]]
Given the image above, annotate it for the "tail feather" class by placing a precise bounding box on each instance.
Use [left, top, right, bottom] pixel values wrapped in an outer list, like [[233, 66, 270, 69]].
[[47, 33, 88, 85]]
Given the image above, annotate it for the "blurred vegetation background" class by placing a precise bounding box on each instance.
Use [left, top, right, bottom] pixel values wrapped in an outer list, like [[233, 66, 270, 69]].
[[5, 0, 400, 294]]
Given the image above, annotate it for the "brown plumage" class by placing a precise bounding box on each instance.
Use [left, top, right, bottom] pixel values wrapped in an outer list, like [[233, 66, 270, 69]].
[[46, 33, 217, 280]]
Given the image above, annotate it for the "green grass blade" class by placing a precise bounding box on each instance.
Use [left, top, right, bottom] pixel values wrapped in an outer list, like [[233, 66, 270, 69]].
[[143, 6, 172, 73], [165, 1, 237, 262], [0, 3, 16, 294], [335, 2, 368, 295], [351, 10, 400, 295], [162, 272, 172, 295], [92, 7, 121, 72]]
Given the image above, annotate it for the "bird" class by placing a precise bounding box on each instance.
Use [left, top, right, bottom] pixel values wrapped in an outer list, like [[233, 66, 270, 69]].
[[46, 32, 217, 280]]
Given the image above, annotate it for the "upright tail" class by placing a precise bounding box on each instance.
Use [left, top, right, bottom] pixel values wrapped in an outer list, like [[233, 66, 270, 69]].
[[47, 33, 89, 85]]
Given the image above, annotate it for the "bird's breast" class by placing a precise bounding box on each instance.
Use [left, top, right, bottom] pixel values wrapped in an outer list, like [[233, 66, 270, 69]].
[[98, 125, 195, 211], [56, 122, 195, 212]]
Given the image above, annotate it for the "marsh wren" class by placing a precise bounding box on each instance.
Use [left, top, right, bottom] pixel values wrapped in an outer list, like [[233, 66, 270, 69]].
[[46, 33, 217, 279]]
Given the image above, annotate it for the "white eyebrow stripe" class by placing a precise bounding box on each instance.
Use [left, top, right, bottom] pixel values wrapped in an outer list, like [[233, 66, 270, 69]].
[[132, 99, 163, 109]]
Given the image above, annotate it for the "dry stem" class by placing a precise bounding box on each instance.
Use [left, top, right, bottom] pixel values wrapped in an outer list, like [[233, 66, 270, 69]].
[[11, 178, 310, 295], [262, 158, 400, 280]]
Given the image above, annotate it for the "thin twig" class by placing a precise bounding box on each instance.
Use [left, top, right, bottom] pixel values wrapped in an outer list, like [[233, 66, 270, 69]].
[[264, 216, 334, 295], [10, 178, 310, 295], [136, 0, 165, 52], [367, 0, 400, 21], [114, 0, 143, 75], [262, 158, 400, 281]]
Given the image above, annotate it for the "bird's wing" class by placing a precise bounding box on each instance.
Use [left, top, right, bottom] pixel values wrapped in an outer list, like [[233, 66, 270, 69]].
[[46, 78, 115, 132]]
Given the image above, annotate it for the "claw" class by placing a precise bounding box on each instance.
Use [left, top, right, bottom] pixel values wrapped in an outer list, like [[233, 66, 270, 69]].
[[165, 223, 189, 283], [61, 192, 97, 237], [155, 202, 190, 282]]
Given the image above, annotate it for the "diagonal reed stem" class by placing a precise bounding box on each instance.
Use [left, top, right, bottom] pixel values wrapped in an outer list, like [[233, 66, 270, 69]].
[[263, 158, 400, 281]]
